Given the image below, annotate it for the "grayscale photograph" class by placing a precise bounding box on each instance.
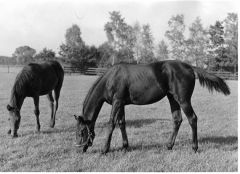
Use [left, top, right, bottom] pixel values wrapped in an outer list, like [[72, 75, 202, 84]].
[[0, 0, 238, 172]]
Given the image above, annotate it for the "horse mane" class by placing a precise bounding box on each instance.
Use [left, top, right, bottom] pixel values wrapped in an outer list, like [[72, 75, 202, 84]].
[[82, 72, 106, 114], [10, 66, 34, 107]]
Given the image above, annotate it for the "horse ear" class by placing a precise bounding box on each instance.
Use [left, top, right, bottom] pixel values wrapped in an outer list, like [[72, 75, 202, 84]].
[[7, 104, 13, 111], [74, 115, 80, 120], [74, 115, 85, 123]]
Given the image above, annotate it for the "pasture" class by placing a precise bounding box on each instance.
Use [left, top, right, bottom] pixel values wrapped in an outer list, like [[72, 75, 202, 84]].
[[0, 73, 237, 172]]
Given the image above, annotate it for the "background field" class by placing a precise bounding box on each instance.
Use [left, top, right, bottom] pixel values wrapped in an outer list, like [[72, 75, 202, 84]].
[[0, 73, 237, 172]]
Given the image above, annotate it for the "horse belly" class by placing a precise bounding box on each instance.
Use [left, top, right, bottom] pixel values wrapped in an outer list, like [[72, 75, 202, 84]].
[[129, 85, 166, 105], [39, 73, 58, 95]]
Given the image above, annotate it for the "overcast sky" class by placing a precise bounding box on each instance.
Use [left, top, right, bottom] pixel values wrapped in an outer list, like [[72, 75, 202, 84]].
[[0, 0, 238, 56]]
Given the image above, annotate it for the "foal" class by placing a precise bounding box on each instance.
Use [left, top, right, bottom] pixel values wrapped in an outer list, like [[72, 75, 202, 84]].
[[7, 61, 64, 137]]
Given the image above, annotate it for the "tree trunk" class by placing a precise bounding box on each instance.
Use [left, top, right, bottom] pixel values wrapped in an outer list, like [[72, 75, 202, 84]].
[[112, 52, 116, 65]]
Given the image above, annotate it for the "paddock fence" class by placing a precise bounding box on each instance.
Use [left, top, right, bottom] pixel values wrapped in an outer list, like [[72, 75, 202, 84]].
[[0, 65, 237, 80], [207, 71, 238, 80], [64, 67, 107, 76], [64, 66, 238, 80]]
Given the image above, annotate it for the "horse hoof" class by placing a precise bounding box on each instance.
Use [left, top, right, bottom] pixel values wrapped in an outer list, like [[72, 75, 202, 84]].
[[166, 144, 173, 150], [49, 122, 55, 128], [100, 149, 109, 155], [83, 145, 88, 153], [12, 134, 18, 138], [192, 146, 198, 153], [101, 151, 107, 155], [122, 148, 129, 153], [122, 145, 129, 152], [76, 148, 83, 154], [7, 129, 11, 135], [76, 145, 88, 153]]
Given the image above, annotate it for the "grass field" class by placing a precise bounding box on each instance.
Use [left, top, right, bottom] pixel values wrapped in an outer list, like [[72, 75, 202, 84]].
[[0, 73, 238, 172]]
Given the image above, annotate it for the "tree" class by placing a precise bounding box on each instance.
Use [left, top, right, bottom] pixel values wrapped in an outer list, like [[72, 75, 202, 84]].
[[165, 14, 186, 61], [186, 17, 208, 67], [132, 22, 143, 63], [139, 24, 155, 63], [123, 25, 135, 63], [13, 46, 36, 64], [98, 42, 114, 67], [65, 24, 85, 49], [207, 21, 226, 70], [223, 13, 238, 72], [84, 45, 101, 67], [35, 48, 55, 62], [59, 24, 98, 69], [60, 44, 98, 69], [156, 40, 169, 61], [104, 11, 135, 65], [59, 24, 85, 59]]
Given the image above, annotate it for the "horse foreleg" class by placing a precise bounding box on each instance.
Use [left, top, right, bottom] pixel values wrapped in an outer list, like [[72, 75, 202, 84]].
[[118, 107, 129, 150], [10, 116, 21, 138], [33, 96, 40, 132], [167, 94, 182, 150], [102, 100, 122, 154]]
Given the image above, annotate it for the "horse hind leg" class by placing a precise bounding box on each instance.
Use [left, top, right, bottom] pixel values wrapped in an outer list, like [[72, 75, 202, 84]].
[[33, 96, 40, 132], [180, 101, 198, 152], [166, 93, 183, 150], [50, 76, 63, 128], [51, 87, 61, 128], [117, 107, 129, 150], [47, 92, 55, 128]]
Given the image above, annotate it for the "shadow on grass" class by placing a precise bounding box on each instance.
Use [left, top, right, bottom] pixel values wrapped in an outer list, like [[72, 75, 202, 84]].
[[88, 136, 238, 154], [97, 118, 170, 128], [18, 118, 170, 137], [41, 127, 75, 134], [86, 143, 167, 154], [19, 126, 75, 137], [127, 143, 166, 152], [199, 136, 238, 145]]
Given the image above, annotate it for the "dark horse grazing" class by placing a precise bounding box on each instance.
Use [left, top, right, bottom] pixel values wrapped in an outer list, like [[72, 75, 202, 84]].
[[74, 60, 230, 154], [7, 61, 64, 137]]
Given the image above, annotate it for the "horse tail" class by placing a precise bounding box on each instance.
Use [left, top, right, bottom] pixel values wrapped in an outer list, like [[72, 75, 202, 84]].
[[50, 61, 64, 88], [192, 67, 230, 95], [49, 61, 63, 76]]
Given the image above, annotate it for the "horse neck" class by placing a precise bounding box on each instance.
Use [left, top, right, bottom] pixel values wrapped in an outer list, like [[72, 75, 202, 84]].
[[10, 87, 25, 110], [83, 79, 105, 127]]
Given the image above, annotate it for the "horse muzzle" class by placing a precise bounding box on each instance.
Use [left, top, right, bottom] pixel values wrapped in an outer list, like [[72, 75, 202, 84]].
[[75, 137, 93, 147]]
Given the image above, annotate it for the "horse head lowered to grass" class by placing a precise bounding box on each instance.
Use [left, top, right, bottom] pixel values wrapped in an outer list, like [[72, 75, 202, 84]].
[[7, 61, 64, 137], [74, 60, 230, 154]]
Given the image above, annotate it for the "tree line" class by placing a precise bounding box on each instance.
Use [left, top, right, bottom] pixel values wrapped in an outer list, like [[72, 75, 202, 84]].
[[1, 11, 238, 72]]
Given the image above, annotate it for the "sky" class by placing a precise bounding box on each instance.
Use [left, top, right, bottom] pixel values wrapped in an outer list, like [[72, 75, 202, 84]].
[[0, 0, 238, 56]]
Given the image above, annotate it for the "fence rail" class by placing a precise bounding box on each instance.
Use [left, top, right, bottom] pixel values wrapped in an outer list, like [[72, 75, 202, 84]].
[[64, 67, 107, 75], [0, 65, 237, 80], [64, 66, 238, 80], [207, 71, 238, 80]]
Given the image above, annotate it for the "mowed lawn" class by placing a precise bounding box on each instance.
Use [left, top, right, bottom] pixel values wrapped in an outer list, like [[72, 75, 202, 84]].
[[0, 73, 237, 172]]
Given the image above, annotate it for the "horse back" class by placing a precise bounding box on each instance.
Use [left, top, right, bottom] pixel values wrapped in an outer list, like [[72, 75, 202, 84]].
[[15, 61, 64, 96], [103, 61, 196, 105], [104, 63, 168, 105]]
